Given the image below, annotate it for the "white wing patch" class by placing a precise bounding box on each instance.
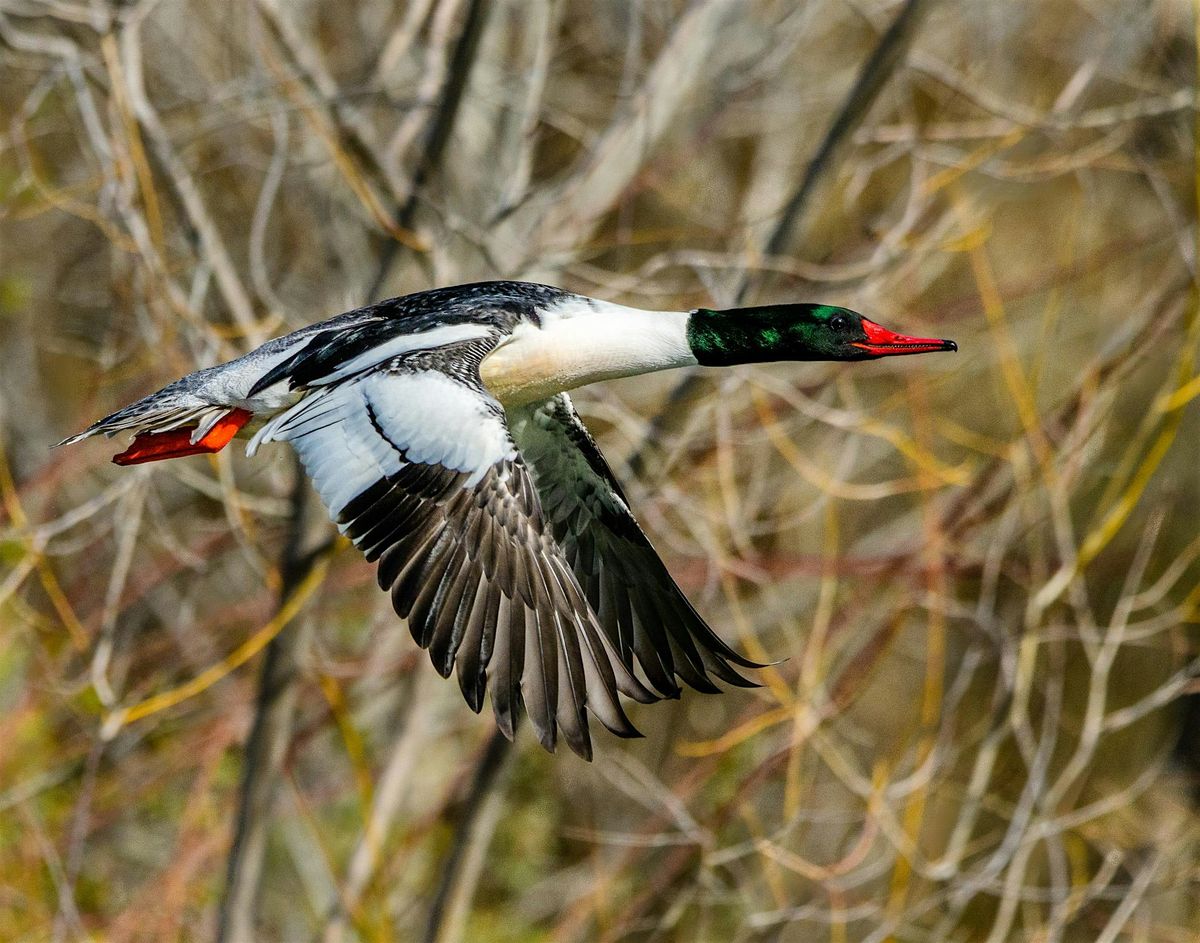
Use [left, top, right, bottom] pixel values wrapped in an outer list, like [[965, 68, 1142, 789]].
[[248, 370, 516, 517]]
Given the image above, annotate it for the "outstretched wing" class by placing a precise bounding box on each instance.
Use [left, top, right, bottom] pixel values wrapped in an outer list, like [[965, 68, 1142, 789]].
[[508, 394, 761, 700], [251, 350, 649, 759]]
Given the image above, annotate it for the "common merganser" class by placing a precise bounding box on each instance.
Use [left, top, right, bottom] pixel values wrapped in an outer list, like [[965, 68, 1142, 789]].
[[62, 281, 956, 759]]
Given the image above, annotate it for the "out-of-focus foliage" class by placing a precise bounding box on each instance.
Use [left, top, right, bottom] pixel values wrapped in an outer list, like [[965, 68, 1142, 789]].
[[1, 1, 1198, 940]]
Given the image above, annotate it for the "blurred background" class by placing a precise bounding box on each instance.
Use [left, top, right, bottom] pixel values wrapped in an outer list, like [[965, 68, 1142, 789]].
[[2, 0, 1199, 940]]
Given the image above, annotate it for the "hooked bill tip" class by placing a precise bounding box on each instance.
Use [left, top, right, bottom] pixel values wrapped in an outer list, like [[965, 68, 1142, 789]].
[[853, 318, 958, 357]]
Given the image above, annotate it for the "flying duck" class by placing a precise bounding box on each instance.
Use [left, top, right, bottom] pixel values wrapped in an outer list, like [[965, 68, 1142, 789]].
[[62, 281, 956, 759]]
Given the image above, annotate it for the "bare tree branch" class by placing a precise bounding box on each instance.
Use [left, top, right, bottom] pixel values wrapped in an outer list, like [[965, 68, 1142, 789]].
[[423, 731, 513, 943], [216, 457, 322, 943], [628, 0, 934, 476], [367, 0, 491, 301]]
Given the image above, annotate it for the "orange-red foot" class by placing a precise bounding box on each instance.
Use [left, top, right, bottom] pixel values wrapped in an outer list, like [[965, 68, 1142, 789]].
[[113, 408, 253, 466]]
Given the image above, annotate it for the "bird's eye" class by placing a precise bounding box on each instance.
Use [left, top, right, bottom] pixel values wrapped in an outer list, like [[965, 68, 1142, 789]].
[[831, 314, 849, 331]]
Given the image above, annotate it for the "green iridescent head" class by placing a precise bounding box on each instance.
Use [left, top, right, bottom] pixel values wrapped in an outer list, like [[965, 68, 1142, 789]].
[[686, 304, 956, 366]]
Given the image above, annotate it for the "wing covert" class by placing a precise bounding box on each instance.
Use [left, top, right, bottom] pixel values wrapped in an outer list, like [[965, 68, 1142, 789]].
[[254, 357, 650, 759]]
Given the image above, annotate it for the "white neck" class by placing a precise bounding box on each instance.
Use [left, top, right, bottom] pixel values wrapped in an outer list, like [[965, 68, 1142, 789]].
[[481, 298, 697, 406]]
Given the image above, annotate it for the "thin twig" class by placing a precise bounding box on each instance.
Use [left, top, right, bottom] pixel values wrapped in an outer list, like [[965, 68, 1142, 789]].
[[320, 669, 432, 943], [367, 0, 491, 302], [115, 16, 263, 347], [422, 730, 514, 943]]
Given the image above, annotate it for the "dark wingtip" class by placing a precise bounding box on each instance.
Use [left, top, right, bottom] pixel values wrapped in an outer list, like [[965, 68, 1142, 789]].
[[529, 715, 558, 754], [564, 731, 593, 761], [718, 647, 783, 672], [679, 671, 723, 695], [492, 694, 521, 741], [601, 707, 644, 740], [618, 673, 673, 704], [458, 674, 486, 713], [716, 669, 763, 690], [728, 654, 772, 670]]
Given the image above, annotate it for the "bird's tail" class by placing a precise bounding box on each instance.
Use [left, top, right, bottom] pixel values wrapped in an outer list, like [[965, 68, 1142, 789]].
[[57, 375, 252, 466]]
